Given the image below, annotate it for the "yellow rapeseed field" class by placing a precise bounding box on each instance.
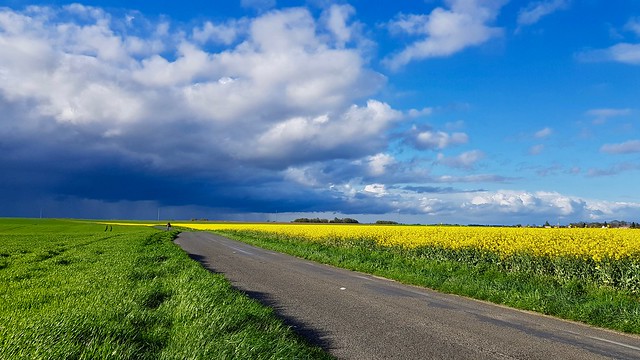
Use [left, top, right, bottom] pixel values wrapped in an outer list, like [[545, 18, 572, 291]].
[[176, 223, 640, 262]]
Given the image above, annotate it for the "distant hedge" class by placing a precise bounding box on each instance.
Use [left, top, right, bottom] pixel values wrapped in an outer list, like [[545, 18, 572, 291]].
[[292, 217, 359, 224]]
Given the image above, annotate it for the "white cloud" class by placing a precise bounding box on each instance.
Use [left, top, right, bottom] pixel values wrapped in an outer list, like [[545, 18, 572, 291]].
[[407, 107, 434, 118], [600, 140, 640, 154], [367, 153, 395, 176], [192, 20, 244, 45], [363, 183, 387, 197], [246, 101, 400, 164], [586, 108, 632, 124], [415, 130, 469, 150], [284, 167, 321, 187], [517, 0, 570, 27], [625, 17, 640, 37], [384, 0, 506, 70], [603, 43, 640, 64], [437, 150, 485, 169], [583, 199, 640, 220], [534, 127, 552, 138], [326, 184, 640, 223], [578, 44, 640, 65], [417, 197, 447, 214], [323, 4, 356, 47], [468, 191, 588, 217]]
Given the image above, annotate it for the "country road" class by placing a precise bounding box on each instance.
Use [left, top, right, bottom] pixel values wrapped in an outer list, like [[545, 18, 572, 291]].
[[174, 231, 640, 360]]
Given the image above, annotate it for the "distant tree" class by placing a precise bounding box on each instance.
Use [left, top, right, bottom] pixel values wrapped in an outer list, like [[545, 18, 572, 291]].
[[293, 218, 334, 223], [329, 217, 359, 224], [376, 220, 399, 225]]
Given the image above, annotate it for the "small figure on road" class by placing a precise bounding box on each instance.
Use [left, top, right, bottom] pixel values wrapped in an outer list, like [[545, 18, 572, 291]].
[[166, 222, 172, 231]]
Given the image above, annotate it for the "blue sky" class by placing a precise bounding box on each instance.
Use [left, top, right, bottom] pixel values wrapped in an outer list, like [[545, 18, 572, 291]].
[[1, 0, 639, 224]]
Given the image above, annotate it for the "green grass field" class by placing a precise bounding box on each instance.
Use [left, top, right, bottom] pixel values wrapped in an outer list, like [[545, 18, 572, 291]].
[[0, 219, 331, 359]]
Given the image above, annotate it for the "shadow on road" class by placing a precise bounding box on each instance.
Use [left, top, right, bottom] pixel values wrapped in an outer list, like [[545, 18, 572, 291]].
[[243, 289, 334, 350]]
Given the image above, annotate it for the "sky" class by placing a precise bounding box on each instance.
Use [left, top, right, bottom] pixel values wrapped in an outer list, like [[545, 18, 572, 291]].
[[1, 0, 639, 224]]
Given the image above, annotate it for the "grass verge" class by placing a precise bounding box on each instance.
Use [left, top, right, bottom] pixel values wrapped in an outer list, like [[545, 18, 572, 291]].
[[215, 229, 640, 335], [0, 219, 331, 359]]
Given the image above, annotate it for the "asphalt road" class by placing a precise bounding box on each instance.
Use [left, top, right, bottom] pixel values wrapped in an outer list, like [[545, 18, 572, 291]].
[[174, 231, 640, 360]]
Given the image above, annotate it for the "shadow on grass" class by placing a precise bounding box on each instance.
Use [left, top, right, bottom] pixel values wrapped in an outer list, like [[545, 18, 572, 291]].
[[184, 253, 334, 352]]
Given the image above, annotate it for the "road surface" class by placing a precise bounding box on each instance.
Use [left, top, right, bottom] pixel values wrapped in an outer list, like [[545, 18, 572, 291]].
[[174, 231, 640, 360]]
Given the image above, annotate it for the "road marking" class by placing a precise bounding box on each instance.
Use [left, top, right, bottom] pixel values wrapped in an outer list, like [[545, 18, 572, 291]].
[[564, 330, 640, 352], [587, 335, 640, 352], [355, 275, 375, 281], [227, 245, 253, 255], [340, 287, 346, 290]]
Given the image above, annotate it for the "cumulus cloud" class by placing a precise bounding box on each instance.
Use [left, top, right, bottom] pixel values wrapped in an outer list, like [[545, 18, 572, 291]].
[[363, 183, 387, 197], [0, 5, 397, 216], [0, 6, 388, 168], [324, 185, 640, 224], [412, 129, 469, 150], [192, 20, 245, 45], [600, 140, 640, 154], [577, 17, 640, 66], [517, 0, 570, 27], [464, 190, 640, 222], [247, 101, 400, 166], [384, 0, 506, 70], [322, 4, 356, 47], [367, 153, 396, 176]]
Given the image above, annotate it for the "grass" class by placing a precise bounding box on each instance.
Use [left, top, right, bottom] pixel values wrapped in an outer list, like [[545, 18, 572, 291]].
[[0, 219, 331, 359], [215, 229, 640, 335]]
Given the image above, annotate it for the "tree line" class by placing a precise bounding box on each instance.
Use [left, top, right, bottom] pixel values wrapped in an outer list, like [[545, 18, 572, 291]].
[[292, 217, 359, 224], [567, 220, 639, 228]]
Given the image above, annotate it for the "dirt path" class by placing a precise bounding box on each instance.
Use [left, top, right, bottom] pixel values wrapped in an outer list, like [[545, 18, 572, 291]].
[[174, 231, 640, 360]]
